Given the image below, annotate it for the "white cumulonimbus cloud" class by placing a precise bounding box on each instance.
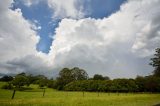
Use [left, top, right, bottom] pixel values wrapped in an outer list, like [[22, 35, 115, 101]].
[[0, 0, 53, 76], [48, 0, 160, 78], [0, 0, 160, 78]]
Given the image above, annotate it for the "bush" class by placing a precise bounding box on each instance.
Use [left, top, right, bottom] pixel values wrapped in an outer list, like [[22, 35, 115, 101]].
[[1, 83, 13, 89], [64, 79, 139, 92], [47, 80, 56, 88], [0, 75, 13, 82]]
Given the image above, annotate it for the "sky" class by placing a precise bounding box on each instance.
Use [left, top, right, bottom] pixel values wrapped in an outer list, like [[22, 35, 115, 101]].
[[0, 0, 160, 78]]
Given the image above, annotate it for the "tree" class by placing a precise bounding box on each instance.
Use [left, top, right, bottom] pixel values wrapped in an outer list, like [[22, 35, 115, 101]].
[[93, 74, 105, 80], [135, 76, 146, 92], [150, 48, 160, 76], [56, 68, 74, 90], [12, 74, 28, 88], [38, 78, 48, 88], [71, 67, 88, 80], [144, 76, 160, 92], [103, 76, 110, 80], [26, 74, 34, 86], [34, 75, 47, 85], [47, 80, 56, 88], [56, 67, 88, 90], [0, 75, 13, 82]]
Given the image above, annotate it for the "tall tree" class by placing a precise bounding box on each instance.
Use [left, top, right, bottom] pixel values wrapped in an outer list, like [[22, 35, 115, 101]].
[[56, 68, 74, 90], [93, 74, 105, 80], [12, 74, 28, 88], [150, 48, 160, 76], [56, 67, 88, 90], [71, 67, 88, 80]]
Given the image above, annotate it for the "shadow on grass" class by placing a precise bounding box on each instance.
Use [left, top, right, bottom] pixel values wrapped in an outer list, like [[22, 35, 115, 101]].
[[15, 87, 33, 91], [153, 103, 160, 106], [23, 89, 44, 92]]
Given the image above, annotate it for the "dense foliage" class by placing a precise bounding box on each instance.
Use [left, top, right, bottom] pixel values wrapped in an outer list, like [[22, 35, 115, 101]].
[[64, 76, 160, 92], [1, 72, 160, 92], [1, 48, 160, 92], [55, 67, 88, 90], [150, 48, 160, 76], [1, 73, 51, 90], [1, 69, 160, 92], [92, 74, 110, 80], [0, 75, 13, 82]]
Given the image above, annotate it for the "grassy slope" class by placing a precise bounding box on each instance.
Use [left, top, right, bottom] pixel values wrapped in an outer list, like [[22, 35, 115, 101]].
[[0, 82, 160, 106]]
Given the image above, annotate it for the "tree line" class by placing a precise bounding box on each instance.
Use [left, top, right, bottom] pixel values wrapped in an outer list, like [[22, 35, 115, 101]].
[[1, 48, 160, 92]]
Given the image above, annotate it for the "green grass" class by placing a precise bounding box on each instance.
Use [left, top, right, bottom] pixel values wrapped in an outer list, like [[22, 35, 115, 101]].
[[0, 82, 160, 106]]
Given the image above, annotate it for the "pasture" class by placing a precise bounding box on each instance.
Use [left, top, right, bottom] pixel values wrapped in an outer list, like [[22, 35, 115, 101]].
[[0, 82, 160, 106]]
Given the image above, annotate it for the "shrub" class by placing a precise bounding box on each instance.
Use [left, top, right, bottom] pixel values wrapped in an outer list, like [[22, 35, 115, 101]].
[[1, 83, 13, 89]]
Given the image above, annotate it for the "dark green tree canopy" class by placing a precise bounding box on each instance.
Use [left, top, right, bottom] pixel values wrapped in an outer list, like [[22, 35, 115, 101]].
[[92, 74, 110, 80], [56, 67, 88, 90], [93, 74, 105, 80], [150, 48, 160, 76], [0, 75, 13, 82], [12, 74, 28, 88], [71, 67, 88, 80]]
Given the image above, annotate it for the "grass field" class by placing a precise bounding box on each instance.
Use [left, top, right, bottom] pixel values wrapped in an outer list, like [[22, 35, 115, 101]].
[[0, 82, 160, 106]]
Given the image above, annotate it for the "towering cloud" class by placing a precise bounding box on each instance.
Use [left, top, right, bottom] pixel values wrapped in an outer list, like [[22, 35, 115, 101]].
[[0, 0, 50, 75], [48, 0, 160, 78], [0, 0, 160, 78]]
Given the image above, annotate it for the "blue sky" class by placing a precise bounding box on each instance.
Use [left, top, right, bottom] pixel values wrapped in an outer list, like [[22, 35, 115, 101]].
[[12, 0, 126, 53]]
